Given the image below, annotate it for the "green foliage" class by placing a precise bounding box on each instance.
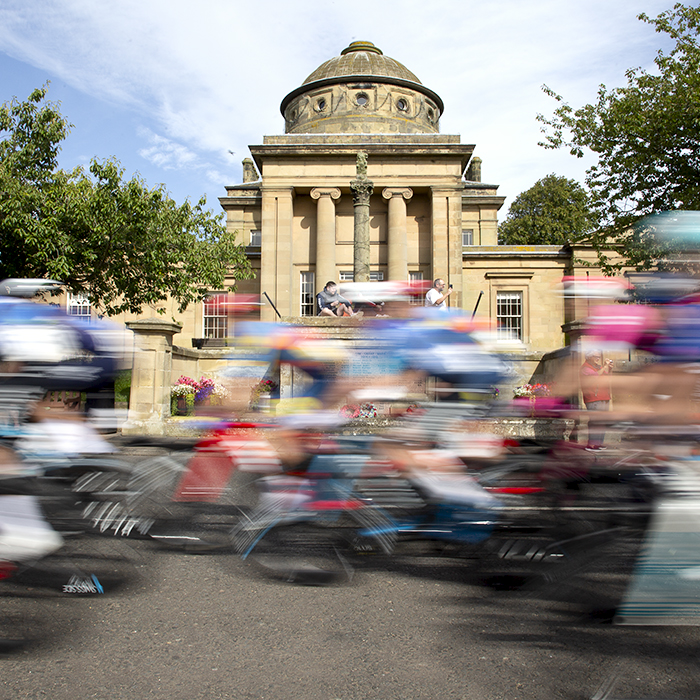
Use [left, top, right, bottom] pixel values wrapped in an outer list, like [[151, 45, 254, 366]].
[[537, 3, 700, 272], [114, 370, 131, 405], [0, 85, 253, 314], [498, 174, 596, 245]]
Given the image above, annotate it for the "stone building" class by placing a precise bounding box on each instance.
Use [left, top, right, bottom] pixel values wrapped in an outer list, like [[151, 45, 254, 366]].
[[63, 40, 611, 360], [49, 40, 627, 431], [215, 40, 598, 353]]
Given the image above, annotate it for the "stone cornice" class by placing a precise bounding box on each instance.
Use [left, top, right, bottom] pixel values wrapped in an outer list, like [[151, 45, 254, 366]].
[[463, 245, 570, 259], [219, 194, 263, 208], [249, 142, 474, 175], [126, 319, 182, 336], [484, 271, 535, 278], [462, 195, 506, 209]]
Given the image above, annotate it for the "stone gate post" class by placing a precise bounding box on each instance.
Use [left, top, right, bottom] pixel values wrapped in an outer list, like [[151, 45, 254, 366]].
[[122, 319, 182, 435]]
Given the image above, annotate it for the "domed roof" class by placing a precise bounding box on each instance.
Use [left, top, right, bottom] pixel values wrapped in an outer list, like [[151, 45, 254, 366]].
[[302, 41, 422, 86]]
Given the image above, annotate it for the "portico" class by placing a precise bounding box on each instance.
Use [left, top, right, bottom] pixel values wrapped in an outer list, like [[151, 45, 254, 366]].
[[220, 41, 504, 323]]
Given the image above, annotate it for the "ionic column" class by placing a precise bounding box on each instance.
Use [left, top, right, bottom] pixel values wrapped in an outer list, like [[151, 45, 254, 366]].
[[382, 187, 413, 281], [310, 187, 341, 293]]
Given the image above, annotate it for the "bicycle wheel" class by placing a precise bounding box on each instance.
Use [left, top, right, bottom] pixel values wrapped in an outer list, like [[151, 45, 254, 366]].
[[127, 452, 257, 552], [34, 460, 134, 538], [236, 504, 397, 585]]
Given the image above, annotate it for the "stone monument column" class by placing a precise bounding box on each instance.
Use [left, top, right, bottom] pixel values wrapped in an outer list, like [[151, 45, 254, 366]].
[[310, 187, 341, 292], [382, 187, 413, 281], [350, 152, 374, 283]]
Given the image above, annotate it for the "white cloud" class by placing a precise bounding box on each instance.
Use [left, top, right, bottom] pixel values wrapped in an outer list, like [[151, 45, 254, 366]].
[[0, 0, 678, 211], [137, 127, 198, 170]]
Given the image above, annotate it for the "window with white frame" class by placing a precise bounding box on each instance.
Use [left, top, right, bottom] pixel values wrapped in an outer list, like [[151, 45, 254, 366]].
[[338, 271, 384, 282], [249, 230, 261, 246], [67, 293, 91, 322], [496, 291, 523, 341], [462, 229, 474, 246], [300, 271, 315, 316], [409, 271, 423, 304], [203, 294, 228, 339]]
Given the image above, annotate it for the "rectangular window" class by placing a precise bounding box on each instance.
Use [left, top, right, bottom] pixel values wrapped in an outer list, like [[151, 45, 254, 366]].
[[496, 291, 523, 341], [249, 230, 261, 246], [409, 271, 423, 305], [300, 272, 315, 316], [462, 229, 474, 246], [67, 293, 91, 322], [338, 271, 384, 282], [203, 294, 228, 339]]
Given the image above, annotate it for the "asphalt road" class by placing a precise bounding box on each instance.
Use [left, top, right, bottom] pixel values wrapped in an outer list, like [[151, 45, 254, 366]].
[[1, 532, 700, 700]]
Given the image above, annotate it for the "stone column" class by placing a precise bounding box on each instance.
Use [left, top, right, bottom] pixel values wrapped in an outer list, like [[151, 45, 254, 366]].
[[382, 187, 413, 281], [122, 319, 182, 436], [310, 187, 341, 293]]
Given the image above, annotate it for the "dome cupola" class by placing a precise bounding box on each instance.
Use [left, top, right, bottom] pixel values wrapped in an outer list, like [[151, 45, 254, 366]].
[[280, 41, 444, 135]]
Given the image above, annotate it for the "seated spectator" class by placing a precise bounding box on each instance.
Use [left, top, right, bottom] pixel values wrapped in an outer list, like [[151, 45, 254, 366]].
[[316, 281, 361, 317]]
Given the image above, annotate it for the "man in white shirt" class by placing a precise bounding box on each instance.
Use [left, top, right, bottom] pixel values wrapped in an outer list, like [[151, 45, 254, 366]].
[[424, 278, 453, 309]]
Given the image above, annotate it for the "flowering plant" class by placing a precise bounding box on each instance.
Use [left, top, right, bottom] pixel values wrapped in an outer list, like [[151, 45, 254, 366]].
[[249, 379, 279, 410], [171, 383, 196, 397], [340, 403, 377, 420], [171, 375, 229, 415], [513, 383, 551, 399]]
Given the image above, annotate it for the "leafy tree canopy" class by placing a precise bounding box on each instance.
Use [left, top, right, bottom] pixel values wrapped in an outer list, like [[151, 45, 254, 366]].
[[0, 86, 252, 315], [498, 174, 597, 245], [537, 3, 700, 272]]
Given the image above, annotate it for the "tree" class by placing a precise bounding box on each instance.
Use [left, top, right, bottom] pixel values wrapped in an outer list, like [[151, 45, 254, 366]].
[[0, 86, 252, 315], [537, 3, 700, 272], [498, 174, 597, 245]]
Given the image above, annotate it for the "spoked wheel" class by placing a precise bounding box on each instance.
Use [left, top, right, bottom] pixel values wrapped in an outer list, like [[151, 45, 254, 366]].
[[236, 506, 397, 585], [72, 466, 135, 537], [127, 453, 257, 552]]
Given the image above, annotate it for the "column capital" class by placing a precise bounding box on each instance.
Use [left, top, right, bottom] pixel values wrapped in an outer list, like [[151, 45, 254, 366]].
[[382, 187, 413, 201], [350, 179, 374, 206], [310, 187, 341, 201]]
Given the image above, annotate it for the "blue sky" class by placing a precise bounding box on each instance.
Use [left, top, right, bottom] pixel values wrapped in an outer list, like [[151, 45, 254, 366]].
[[0, 0, 675, 218]]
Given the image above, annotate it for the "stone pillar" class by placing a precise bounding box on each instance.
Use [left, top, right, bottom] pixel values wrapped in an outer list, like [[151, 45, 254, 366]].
[[350, 152, 374, 283], [430, 186, 464, 309], [382, 187, 413, 281], [311, 187, 341, 293], [122, 319, 182, 435], [259, 186, 295, 322]]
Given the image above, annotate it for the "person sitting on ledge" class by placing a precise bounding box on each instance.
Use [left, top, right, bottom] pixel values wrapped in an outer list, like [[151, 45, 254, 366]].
[[317, 281, 362, 317]]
